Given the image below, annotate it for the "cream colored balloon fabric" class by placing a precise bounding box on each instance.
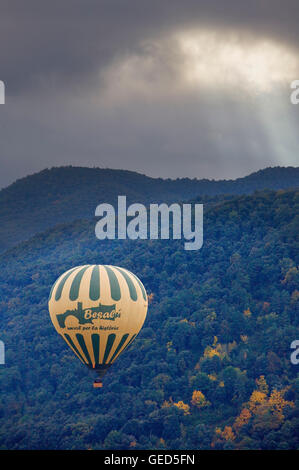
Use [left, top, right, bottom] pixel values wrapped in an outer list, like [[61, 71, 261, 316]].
[[48, 265, 148, 370]]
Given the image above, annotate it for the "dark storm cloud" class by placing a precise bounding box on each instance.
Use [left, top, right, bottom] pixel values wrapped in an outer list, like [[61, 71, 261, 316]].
[[0, 0, 299, 188], [1, 0, 299, 92]]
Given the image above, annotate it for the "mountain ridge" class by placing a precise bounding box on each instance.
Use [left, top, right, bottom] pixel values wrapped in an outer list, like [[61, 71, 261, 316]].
[[0, 165, 298, 253], [2, 165, 299, 193]]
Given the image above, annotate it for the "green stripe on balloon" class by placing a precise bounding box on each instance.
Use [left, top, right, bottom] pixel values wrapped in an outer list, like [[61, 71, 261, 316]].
[[109, 333, 129, 363], [89, 265, 100, 301], [76, 333, 92, 365], [103, 266, 121, 301], [69, 266, 90, 301], [48, 281, 56, 301], [54, 267, 78, 301], [49, 282, 56, 302], [130, 273, 147, 301], [114, 267, 138, 301], [121, 333, 137, 355], [53, 268, 78, 301], [91, 334, 100, 364], [103, 334, 116, 364], [64, 333, 86, 363]]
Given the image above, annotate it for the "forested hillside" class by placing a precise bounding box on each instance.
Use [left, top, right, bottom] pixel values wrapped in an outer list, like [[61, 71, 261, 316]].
[[0, 166, 298, 252], [0, 189, 298, 449]]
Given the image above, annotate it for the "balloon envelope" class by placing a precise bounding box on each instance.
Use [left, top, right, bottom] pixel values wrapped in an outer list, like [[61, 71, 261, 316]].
[[48, 265, 148, 378]]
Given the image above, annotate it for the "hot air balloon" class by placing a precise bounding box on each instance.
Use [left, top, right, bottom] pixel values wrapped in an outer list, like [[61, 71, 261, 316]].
[[48, 265, 148, 388]]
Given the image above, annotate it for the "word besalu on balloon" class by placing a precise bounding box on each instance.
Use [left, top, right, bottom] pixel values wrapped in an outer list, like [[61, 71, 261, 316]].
[[56, 301, 121, 328], [48, 264, 148, 388]]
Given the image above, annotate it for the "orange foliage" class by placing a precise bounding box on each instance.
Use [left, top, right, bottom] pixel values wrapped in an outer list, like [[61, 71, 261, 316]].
[[173, 400, 190, 415], [268, 389, 294, 419], [214, 426, 235, 443], [243, 308, 252, 317], [222, 426, 235, 441], [256, 375, 269, 395], [233, 408, 251, 431], [248, 390, 267, 414], [191, 390, 210, 409]]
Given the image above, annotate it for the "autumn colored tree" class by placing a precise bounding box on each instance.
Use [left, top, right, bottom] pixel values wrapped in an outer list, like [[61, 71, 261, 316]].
[[213, 426, 236, 447], [191, 390, 211, 409], [255, 375, 269, 395], [248, 390, 267, 414], [222, 426, 235, 442], [268, 389, 294, 420], [174, 401, 190, 415], [233, 408, 252, 431]]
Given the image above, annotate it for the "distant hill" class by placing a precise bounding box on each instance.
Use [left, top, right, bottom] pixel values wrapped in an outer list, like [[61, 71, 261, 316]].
[[0, 189, 298, 449], [0, 166, 298, 252]]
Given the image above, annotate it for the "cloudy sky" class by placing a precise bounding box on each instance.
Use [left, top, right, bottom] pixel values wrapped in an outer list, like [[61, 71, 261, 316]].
[[0, 0, 298, 188]]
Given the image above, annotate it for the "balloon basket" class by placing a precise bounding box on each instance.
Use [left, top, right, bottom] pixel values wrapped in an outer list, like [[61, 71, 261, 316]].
[[93, 379, 103, 388], [92, 364, 111, 388]]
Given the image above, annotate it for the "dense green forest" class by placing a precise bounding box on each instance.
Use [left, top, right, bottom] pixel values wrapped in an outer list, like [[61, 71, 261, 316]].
[[0, 185, 298, 449], [0, 166, 298, 252]]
